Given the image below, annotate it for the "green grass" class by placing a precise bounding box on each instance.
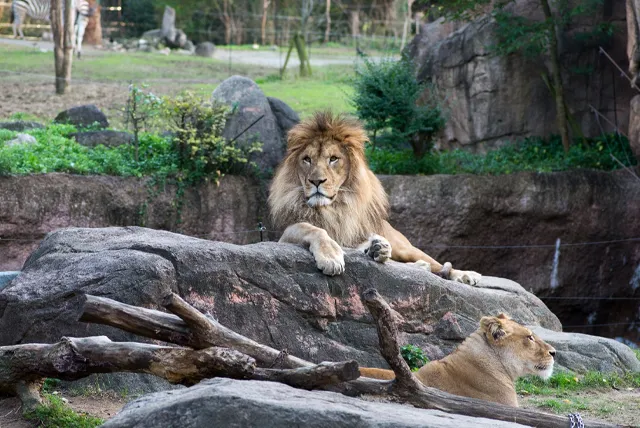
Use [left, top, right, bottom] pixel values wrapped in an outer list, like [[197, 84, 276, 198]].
[[367, 134, 637, 176], [516, 370, 640, 396], [24, 393, 104, 428]]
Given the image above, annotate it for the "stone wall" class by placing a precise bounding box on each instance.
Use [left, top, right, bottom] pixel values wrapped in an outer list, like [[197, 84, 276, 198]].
[[0, 171, 638, 343]]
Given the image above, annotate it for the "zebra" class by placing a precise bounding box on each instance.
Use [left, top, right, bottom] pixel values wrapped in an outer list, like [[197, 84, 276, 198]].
[[11, 0, 96, 58]]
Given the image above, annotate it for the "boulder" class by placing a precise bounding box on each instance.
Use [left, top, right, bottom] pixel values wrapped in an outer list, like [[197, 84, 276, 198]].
[[71, 130, 134, 148], [183, 40, 195, 53], [267, 96, 300, 138], [101, 378, 528, 428], [0, 121, 44, 132], [0, 226, 564, 392], [195, 42, 215, 58], [531, 327, 640, 374], [212, 76, 286, 172], [5, 133, 37, 147], [408, 1, 633, 152], [54, 105, 109, 129], [141, 29, 163, 47]]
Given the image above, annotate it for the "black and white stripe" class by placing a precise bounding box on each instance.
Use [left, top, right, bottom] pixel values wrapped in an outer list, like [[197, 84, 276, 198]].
[[11, 0, 95, 58]]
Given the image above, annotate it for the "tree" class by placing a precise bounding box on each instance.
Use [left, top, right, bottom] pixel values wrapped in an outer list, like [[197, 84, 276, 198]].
[[324, 0, 331, 43], [261, 0, 271, 45], [400, 0, 415, 51], [50, 0, 75, 94]]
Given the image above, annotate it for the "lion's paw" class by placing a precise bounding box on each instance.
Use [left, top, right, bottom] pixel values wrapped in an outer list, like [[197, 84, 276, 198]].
[[450, 269, 482, 286], [311, 238, 345, 276], [364, 235, 392, 263], [411, 260, 432, 272]]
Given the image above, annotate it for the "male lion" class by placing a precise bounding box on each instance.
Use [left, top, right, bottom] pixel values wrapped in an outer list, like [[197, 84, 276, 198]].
[[268, 111, 481, 284], [360, 314, 557, 407]]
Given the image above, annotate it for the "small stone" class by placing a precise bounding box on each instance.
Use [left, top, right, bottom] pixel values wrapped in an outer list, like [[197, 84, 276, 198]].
[[5, 133, 37, 147]]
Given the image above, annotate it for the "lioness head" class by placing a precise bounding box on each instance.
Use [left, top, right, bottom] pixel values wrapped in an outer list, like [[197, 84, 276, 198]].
[[269, 112, 389, 247], [480, 313, 556, 380]]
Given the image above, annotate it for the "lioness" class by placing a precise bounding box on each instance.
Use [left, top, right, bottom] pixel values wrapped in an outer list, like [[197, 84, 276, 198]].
[[268, 112, 481, 284], [360, 314, 557, 407]]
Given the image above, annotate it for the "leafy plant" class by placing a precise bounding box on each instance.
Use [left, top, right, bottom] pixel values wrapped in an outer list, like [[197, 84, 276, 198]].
[[516, 369, 640, 396], [401, 344, 429, 371], [124, 83, 163, 162], [24, 393, 104, 428], [350, 55, 445, 158]]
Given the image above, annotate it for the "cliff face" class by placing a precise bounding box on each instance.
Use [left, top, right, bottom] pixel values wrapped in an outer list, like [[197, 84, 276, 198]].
[[408, 0, 632, 152]]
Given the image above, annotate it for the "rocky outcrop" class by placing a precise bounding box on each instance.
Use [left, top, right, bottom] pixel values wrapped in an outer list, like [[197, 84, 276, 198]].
[[101, 378, 529, 428], [54, 104, 109, 129], [0, 169, 637, 344], [629, 94, 640, 161], [267, 96, 300, 137], [212, 76, 286, 173], [408, 1, 632, 152]]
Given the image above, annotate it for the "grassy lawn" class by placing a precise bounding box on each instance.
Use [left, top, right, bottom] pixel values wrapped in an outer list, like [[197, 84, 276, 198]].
[[0, 44, 354, 122]]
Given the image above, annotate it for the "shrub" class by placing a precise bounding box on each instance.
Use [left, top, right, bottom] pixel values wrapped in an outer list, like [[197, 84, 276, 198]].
[[366, 133, 637, 176], [160, 91, 262, 184], [400, 344, 429, 371], [350, 55, 445, 158]]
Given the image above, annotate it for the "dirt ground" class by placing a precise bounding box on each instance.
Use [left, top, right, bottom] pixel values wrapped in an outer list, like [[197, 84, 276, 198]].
[[0, 393, 126, 427]]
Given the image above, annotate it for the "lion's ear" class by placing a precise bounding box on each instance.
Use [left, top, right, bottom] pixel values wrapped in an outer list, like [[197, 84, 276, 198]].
[[497, 313, 510, 320], [480, 316, 508, 341]]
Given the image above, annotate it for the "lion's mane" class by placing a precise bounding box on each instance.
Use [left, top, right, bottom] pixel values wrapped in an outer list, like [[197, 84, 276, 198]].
[[268, 112, 389, 247]]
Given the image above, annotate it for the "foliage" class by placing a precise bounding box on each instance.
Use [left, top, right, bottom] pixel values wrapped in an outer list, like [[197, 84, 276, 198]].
[[160, 91, 262, 184], [366, 134, 637, 176], [124, 84, 163, 161], [516, 370, 640, 396], [24, 393, 104, 428], [350, 56, 445, 158], [121, 0, 159, 38], [400, 344, 429, 371], [42, 378, 62, 393]]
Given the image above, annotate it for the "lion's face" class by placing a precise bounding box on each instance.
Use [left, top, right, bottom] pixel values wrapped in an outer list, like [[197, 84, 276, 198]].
[[296, 139, 352, 208], [481, 314, 556, 380]]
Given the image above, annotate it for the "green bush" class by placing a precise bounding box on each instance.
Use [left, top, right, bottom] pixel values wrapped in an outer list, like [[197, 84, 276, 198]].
[[516, 369, 640, 395], [400, 344, 429, 371], [350, 55, 445, 158], [367, 134, 637, 176], [24, 393, 104, 428]]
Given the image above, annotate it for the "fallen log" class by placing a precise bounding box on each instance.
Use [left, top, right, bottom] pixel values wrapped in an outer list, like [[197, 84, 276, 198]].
[[361, 288, 623, 428]]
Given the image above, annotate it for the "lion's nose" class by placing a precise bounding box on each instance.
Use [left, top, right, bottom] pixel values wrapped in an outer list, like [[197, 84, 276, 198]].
[[549, 350, 556, 358], [309, 178, 327, 187]]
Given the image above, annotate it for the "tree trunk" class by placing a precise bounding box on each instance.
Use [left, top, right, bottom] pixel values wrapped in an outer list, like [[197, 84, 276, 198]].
[[540, 0, 570, 153], [261, 0, 271, 45], [324, 0, 331, 43], [50, 0, 64, 94], [83, 0, 102, 45]]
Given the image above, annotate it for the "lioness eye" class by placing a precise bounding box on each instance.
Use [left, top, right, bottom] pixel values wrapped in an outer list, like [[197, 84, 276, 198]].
[[330, 156, 339, 163], [527, 335, 535, 341], [303, 156, 311, 164]]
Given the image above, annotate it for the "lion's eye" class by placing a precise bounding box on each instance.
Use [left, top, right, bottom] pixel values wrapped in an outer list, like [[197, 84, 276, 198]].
[[303, 156, 311, 164], [329, 156, 339, 163], [527, 335, 535, 342]]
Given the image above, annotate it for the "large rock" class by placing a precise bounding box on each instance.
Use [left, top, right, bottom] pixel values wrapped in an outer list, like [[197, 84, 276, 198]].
[[194, 42, 215, 58], [408, 1, 633, 152], [0, 272, 19, 291], [54, 105, 109, 129], [531, 327, 640, 374], [0, 226, 563, 391], [267, 96, 300, 138], [212, 76, 286, 173], [5, 133, 37, 147], [71, 130, 134, 148], [0, 121, 44, 132], [102, 378, 528, 428]]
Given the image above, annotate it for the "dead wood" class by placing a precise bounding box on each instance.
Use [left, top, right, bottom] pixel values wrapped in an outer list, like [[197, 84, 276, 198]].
[[361, 288, 623, 428]]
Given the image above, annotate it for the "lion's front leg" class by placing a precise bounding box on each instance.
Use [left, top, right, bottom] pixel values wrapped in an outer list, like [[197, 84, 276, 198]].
[[279, 222, 345, 276], [357, 234, 392, 263]]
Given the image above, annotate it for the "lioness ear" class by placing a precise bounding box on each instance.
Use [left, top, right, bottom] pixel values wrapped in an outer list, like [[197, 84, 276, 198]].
[[480, 316, 507, 341], [497, 313, 510, 320]]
